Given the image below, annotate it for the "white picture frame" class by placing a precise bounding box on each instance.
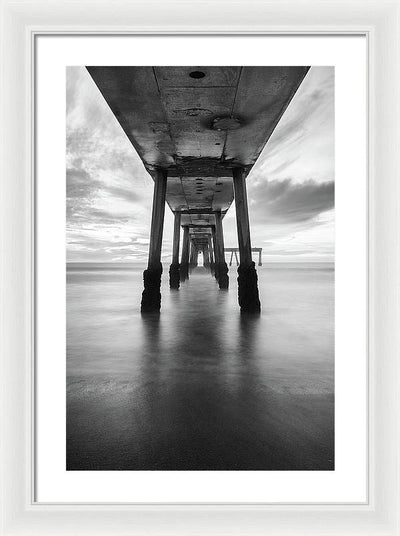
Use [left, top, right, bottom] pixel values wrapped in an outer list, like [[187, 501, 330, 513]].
[[1, 0, 399, 534]]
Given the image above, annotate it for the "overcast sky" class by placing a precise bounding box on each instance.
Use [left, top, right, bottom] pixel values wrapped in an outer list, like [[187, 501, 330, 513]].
[[66, 66, 334, 263]]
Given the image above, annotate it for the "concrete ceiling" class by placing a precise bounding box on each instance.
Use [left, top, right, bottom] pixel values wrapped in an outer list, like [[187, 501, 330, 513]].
[[87, 66, 309, 228]]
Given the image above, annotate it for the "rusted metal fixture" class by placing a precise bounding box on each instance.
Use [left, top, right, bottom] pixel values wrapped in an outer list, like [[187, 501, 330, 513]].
[[211, 115, 243, 131]]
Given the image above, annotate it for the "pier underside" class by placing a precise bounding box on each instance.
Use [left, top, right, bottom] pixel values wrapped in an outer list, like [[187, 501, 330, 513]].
[[87, 66, 310, 311]]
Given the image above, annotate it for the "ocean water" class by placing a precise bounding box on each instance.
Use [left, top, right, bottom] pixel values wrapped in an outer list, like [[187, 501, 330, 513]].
[[67, 262, 334, 470]]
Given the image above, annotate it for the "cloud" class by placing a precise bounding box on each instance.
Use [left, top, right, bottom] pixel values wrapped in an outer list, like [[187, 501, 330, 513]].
[[248, 178, 334, 224], [66, 66, 156, 263], [66, 168, 101, 199], [266, 87, 329, 154], [104, 185, 142, 203], [251, 67, 334, 185], [66, 66, 334, 262]]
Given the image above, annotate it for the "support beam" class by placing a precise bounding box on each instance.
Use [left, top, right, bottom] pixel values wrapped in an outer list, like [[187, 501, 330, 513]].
[[232, 168, 252, 265], [141, 168, 168, 312], [232, 167, 261, 313], [180, 225, 190, 281], [207, 234, 215, 274], [169, 211, 181, 289], [208, 235, 214, 263], [180, 208, 219, 215], [203, 245, 210, 269], [189, 240, 198, 272], [211, 227, 218, 281], [214, 211, 229, 289], [189, 241, 195, 264]]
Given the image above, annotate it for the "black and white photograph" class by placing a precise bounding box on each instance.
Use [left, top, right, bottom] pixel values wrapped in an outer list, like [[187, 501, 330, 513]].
[[66, 65, 334, 471]]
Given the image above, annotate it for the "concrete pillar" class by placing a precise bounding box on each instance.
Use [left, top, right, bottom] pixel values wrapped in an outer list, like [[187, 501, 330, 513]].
[[232, 168, 261, 313], [207, 234, 215, 274], [203, 245, 210, 268], [189, 240, 197, 272], [180, 225, 190, 281], [169, 211, 181, 289], [211, 226, 218, 281], [214, 211, 229, 289], [141, 168, 168, 313]]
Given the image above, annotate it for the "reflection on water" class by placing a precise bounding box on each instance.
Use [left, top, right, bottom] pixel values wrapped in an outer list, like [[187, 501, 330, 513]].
[[67, 263, 334, 470]]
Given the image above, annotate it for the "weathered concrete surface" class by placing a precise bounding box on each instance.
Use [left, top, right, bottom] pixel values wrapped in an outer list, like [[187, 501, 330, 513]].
[[169, 264, 180, 289], [214, 211, 229, 289], [141, 169, 167, 312], [238, 262, 261, 314], [233, 167, 261, 312], [141, 263, 163, 313], [87, 66, 309, 231], [169, 211, 181, 289], [180, 226, 190, 281]]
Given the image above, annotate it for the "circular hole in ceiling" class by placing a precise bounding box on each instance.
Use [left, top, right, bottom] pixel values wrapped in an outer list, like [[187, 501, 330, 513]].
[[189, 70, 206, 79]]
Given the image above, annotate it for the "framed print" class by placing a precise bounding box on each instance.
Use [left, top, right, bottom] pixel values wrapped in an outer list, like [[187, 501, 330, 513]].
[[37, 34, 365, 504], [1, 1, 400, 535]]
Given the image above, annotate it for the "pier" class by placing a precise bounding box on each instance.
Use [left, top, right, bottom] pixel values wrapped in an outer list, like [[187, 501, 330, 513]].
[[225, 248, 262, 267], [87, 66, 309, 313]]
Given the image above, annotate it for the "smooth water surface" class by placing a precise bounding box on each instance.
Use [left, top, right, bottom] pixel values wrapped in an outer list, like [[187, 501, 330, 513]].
[[67, 263, 334, 470]]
